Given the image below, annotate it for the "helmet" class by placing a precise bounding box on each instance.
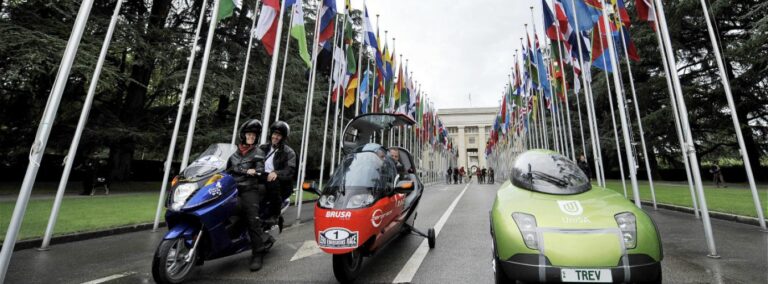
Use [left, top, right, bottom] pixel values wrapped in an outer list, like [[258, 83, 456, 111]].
[[239, 119, 262, 145], [269, 121, 290, 143]]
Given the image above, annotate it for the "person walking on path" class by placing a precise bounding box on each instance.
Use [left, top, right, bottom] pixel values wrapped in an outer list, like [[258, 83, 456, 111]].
[[446, 167, 453, 184], [488, 167, 495, 184], [476, 168, 482, 184], [578, 154, 592, 180], [709, 162, 727, 188], [459, 167, 466, 184]]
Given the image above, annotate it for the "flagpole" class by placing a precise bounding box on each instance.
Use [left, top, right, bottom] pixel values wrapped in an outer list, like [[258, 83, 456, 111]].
[[354, 30, 364, 117], [654, 0, 718, 256], [585, 74, 606, 187], [319, 16, 341, 188], [651, 15, 699, 218], [529, 11, 550, 151], [294, 0, 325, 222], [154, 0, 209, 231], [40, 0, 125, 250], [232, 0, 261, 144], [553, 21, 577, 160], [697, 0, 766, 230], [565, 0, 601, 186], [180, 0, 222, 170], [597, 36, 628, 198], [275, 4, 296, 121], [330, 14, 350, 174], [0, 0, 94, 278], [258, 0, 288, 144], [573, 67, 587, 158]]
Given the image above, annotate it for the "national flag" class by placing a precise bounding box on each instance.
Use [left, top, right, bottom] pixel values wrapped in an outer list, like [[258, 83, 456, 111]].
[[344, 73, 358, 108], [635, 0, 657, 31], [612, 0, 631, 28], [394, 62, 403, 102], [218, 0, 242, 21], [331, 45, 348, 102], [253, 0, 280, 56], [543, 0, 564, 41], [535, 38, 552, 99], [318, 0, 337, 46], [290, 2, 311, 67], [362, 4, 382, 68], [591, 16, 613, 72], [561, 0, 602, 32], [360, 69, 371, 114]]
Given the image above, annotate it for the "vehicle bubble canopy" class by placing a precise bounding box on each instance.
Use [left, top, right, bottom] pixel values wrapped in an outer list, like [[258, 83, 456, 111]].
[[510, 150, 591, 195]]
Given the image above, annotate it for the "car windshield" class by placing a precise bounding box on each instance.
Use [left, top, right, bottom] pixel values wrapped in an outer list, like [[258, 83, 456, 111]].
[[181, 143, 236, 179], [510, 150, 591, 195], [323, 144, 397, 197]]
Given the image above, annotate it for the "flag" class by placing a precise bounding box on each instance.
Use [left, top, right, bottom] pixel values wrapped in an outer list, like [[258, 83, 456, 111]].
[[290, 2, 311, 67], [253, 0, 280, 56], [561, 0, 602, 32], [344, 74, 358, 108], [394, 63, 403, 102], [543, 0, 564, 41], [591, 16, 613, 72], [318, 0, 337, 46], [635, 0, 657, 31], [360, 69, 371, 114], [535, 37, 552, 99], [362, 4, 379, 51], [331, 45, 347, 102], [218, 0, 242, 21], [612, 0, 631, 28]]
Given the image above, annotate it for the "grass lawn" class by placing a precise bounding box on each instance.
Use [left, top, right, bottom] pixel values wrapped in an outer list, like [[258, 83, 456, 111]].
[[0, 189, 318, 241], [602, 180, 768, 218]]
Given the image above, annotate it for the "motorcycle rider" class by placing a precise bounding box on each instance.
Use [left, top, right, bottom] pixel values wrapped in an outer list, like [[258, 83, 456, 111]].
[[259, 121, 297, 224], [227, 119, 273, 271]]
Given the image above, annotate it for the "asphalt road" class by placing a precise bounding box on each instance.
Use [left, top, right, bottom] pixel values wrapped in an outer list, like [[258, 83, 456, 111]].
[[5, 182, 767, 283]]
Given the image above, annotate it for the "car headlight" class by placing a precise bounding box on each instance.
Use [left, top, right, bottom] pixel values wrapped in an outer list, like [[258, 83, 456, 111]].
[[346, 193, 375, 209], [512, 212, 538, 250], [615, 212, 637, 249], [171, 183, 198, 211], [319, 194, 337, 208]]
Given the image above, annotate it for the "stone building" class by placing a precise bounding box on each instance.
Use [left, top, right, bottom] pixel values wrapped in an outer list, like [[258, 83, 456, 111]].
[[438, 107, 498, 171]]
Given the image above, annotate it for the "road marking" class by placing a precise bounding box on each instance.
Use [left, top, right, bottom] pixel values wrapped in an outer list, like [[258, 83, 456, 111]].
[[290, 240, 324, 262], [81, 272, 136, 284], [392, 182, 470, 283]]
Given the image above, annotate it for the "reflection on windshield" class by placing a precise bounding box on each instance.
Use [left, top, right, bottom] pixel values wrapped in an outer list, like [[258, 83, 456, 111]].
[[511, 150, 591, 195], [182, 144, 236, 179], [325, 151, 397, 191]]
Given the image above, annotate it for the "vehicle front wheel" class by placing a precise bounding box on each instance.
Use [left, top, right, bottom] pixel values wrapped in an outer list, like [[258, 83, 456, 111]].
[[152, 238, 197, 284], [332, 249, 364, 283], [493, 255, 515, 284], [427, 228, 436, 248]]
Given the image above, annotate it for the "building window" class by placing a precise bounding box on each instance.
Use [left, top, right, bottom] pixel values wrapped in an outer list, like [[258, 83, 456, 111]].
[[484, 126, 491, 133], [448, 127, 458, 134], [468, 137, 476, 144], [465, 126, 478, 133], [467, 148, 478, 156]]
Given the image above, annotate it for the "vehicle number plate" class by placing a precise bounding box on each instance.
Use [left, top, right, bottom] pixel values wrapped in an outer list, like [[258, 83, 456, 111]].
[[561, 268, 612, 283]]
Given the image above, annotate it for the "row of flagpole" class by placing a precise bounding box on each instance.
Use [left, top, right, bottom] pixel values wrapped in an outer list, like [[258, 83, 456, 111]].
[[484, 0, 766, 259]]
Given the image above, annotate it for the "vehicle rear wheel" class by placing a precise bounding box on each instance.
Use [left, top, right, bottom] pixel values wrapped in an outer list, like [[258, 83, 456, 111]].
[[332, 249, 364, 283], [152, 238, 197, 284], [427, 228, 436, 248]]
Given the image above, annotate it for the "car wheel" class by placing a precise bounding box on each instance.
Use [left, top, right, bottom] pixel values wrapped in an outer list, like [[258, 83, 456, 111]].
[[427, 228, 436, 248], [493, 255, 514, 284], [332, 249, 364, 283]]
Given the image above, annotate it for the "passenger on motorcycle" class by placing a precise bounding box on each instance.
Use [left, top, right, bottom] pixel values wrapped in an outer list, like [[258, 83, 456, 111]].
[[227, 119, 274, 271], [259, 121, 297, 225]]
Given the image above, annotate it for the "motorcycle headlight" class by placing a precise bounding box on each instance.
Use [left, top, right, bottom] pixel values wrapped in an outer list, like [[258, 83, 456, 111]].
[[346, 193, 375, 209], [615, 212, 637, 249], [171, 183, 198, 211], [512, 212, 538, 250]]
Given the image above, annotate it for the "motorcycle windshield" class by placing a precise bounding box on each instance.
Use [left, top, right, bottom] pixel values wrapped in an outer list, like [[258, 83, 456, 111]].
[[181, 143, 237, 180], [341, 113, 416, 155], [510, 150, 591, 195], [320, 146, 397, 209]]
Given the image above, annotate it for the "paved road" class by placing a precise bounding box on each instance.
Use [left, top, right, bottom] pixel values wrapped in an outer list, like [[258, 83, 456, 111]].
[[5, 182, 767, 283]]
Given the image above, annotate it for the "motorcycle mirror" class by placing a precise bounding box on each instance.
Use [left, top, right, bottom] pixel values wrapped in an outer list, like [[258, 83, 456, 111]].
[[302, 181, 319, 195], [395, 181, 414, 194]]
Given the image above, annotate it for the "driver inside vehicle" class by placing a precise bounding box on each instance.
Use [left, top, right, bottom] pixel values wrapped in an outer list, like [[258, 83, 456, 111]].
[[388, 148, 408, 177]]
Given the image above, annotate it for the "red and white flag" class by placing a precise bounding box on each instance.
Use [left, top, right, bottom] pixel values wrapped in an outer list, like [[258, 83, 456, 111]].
[[254, 0, 281, 55]]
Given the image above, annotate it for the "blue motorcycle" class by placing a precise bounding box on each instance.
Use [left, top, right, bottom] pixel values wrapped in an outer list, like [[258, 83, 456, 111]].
[[152, 143, 288, 284]]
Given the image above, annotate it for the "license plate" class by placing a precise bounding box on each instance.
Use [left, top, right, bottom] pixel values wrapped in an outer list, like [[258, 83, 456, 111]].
[[561, 268, 612, 283]]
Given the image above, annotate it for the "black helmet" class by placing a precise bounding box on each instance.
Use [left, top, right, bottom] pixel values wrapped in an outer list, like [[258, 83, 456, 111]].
[[239, 119, 262, 145], [269, 120, 290, 143]]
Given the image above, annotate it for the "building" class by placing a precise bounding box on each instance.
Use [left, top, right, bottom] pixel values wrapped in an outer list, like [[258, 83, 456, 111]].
[[438, 107, 498, 171]]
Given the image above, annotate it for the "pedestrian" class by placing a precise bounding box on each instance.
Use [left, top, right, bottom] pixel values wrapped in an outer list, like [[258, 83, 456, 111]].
[[77, 159, 96, 195], [446, 167, 453, 184], [488, 167, 495, 184], [578, 154, 591, 180], [259, 121, 297, 224], [709, 162, 727, 188], [476, 168, 482, 184], [481, 167, 487, 184], [459, 166, 466, 184], [227, 119, 273, 271]]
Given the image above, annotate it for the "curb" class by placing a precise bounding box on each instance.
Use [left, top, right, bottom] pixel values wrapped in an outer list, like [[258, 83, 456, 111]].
[[638, 200, 762, 227], [3, 198, 319, 252]]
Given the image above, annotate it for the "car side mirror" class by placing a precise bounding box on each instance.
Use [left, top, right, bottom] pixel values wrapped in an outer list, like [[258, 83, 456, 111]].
[[395, 181, 414, 194], [302, 181, 319, 195]]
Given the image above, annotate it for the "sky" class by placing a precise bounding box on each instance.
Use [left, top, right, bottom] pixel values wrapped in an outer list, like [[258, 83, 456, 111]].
[[346, 0, 550, 111]]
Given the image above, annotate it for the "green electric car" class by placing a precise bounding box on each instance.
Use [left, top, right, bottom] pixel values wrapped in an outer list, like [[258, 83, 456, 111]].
[[490, 150, 662, 283]]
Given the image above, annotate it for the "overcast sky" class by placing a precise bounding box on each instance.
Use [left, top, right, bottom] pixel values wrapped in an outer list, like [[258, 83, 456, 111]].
[[347, 0, 549, 111]]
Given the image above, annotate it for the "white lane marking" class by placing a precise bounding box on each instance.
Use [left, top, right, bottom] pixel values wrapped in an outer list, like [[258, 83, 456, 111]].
[[290, 240, 324, 262], [81, 272, 136, 284], [392, 182, 471, 283]]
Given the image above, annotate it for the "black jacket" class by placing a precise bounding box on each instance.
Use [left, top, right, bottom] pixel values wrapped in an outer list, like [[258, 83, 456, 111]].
[[227, 146, 265, 191], [259, 143, 297, 183]]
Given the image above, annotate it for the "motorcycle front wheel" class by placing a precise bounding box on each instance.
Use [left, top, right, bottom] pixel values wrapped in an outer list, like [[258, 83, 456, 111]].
[[332, 248, 364, 283], [152, 238, 197, 284]]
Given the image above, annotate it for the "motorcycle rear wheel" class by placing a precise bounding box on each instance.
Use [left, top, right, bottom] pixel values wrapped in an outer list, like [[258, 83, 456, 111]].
[[332, 249, 364, 283], [152, 238, 197, 284]]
